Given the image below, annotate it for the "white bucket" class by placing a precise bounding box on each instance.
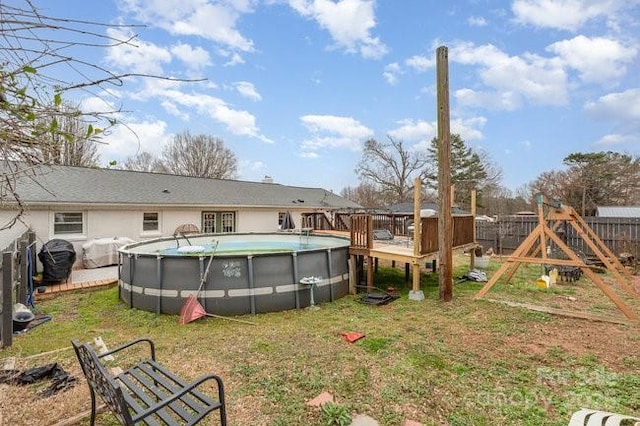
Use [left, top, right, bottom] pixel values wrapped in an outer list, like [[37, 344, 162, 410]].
[[474, 256, 490, 269]]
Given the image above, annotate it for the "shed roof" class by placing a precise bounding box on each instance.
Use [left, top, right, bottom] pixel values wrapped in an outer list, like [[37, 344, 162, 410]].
[[596, 206, 640, 218], [5, 164, 361, 210]]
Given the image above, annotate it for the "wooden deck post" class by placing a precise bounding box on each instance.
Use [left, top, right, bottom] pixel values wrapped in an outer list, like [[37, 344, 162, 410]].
[[437, 45, 453, 302], [367, 216, 374, 289], [409, 178, 424, 300], [348, 256, 356, 294], [470, 189, 477, 269]]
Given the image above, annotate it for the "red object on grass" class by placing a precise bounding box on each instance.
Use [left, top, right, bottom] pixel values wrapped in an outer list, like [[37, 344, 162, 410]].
[[340, 332, 365, 343], [179, 295, 208, 325]]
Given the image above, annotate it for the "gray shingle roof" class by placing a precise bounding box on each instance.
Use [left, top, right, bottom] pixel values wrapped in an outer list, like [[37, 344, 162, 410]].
[[596, 206, 640, 218], [9, 164, 361, 210]]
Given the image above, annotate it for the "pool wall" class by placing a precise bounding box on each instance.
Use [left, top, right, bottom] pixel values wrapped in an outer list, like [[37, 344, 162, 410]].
[[118, 233, 350, 315]]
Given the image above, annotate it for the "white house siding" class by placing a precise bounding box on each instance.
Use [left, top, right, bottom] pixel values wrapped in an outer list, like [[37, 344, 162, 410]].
[[1, 206, 324, 269]]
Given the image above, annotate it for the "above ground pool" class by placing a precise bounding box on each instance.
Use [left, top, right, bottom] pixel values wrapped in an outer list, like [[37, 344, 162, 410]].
[[118, 233, 351, 316]]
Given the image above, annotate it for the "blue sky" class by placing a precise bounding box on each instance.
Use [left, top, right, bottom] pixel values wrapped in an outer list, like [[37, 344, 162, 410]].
[[38, 0, 640, 193]]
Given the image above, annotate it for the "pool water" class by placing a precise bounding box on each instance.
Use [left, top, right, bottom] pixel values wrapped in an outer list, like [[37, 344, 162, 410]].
[[162, 240, 324, 256]]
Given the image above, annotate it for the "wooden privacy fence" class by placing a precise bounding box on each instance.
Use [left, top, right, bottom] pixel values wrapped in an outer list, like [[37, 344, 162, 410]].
[[1, 231, 35, 348], [477, 217, 640, 257]]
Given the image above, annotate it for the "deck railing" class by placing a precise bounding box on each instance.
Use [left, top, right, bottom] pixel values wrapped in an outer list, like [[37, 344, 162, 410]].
[[418, 215, 474, 255], [348, 214, 475, 255], [350, 214, 373, 250]]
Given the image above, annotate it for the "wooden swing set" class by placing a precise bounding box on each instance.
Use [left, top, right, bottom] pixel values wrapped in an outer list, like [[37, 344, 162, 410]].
[[475, 194, 639, 323]]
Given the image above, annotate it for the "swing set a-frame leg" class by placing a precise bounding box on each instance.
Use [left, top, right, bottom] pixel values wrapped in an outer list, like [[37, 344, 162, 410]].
[[476, 223, 545, 298]]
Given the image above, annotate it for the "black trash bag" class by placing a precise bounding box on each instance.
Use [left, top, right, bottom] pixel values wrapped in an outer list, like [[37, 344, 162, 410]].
[[7, 363, 77, 397], [38, 239, 76, 283], [16, 363, 62, 384]]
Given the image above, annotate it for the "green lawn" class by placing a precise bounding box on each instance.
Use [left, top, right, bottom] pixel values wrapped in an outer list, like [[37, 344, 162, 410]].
[[1, 256, 638, 425]]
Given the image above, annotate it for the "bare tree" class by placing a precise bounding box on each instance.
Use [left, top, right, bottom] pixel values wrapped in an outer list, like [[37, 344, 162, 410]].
[[37, 102, 101, 166], [355, 136, 428, 205], [163, 131, 237, 179], [529, 151, 640, 215], [0, 1, 199, 230], [340, 183, 383, 208], [481, 185, 531, 216], [123, 151, 168, 173]]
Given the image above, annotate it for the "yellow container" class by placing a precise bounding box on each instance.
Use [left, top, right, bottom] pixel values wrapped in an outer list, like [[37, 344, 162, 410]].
[[536, 275, 550, 289]]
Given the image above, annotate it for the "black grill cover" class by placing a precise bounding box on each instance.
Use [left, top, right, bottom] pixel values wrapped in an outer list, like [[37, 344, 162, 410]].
[[38, 239, 76, 283]]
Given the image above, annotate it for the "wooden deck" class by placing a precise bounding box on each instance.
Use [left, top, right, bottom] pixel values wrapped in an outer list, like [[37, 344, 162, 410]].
[[316, 222, 478, 292], [35, 267, 119, 299], [368, 241, 477, 264]]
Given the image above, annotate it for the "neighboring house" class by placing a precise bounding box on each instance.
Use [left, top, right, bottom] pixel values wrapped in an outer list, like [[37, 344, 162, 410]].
[[0, 164, 361, 267], [596, 206, 640, 218]]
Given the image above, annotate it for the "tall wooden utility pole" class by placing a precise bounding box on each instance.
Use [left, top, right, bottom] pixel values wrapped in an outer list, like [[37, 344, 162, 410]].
[[436, 45, 453, 302]]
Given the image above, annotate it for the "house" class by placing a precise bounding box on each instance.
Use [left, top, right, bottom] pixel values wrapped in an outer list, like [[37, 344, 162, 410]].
[[596, 206, 640, 218], [0, 164, 361, 266]]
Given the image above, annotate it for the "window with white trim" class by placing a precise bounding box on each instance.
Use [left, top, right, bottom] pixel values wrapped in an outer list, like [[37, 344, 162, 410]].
[[221, 212, 235, 233], [143, 212, 159, 232], [53, 212, 84, 234], [202, 211, 236, 233]]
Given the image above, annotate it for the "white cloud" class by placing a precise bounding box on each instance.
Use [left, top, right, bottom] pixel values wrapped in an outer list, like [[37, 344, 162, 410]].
[[585, 88, 640, 121], [391, 116, 486, 152], [405, 55, 435, 72], [511, 0, 634, 31], [131, 79, 272, 142], [288, 0, 388, 59], [299, 151, 320, 158], [119, 0, 255, 52], [467, 16, 487, 26], [299, 114, 373, 155], [547, 35, 637, 84], [595, 133, 629, 145], [99, 119, 172, 162], [160, 100, 190, 120], [106, 28, 171, 74], [80, 96, 119, 115], [450, 42, 568, 109], [585, 88, 640, 146], [234, 81, 262, 101], [455, 88, 523, 111], [388, 119, 436, 142], [451, 116, 487, 141], [383, 63, 401, 85], [170, 43, 212, 70], [224, 52, 245, 66]]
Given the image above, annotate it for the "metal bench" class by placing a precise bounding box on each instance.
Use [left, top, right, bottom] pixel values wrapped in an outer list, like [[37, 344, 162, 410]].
[[72, 338, 227, 425]]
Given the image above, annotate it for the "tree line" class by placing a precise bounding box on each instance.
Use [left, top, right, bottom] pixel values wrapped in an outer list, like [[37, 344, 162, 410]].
[[342, 135, 639, 217]]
